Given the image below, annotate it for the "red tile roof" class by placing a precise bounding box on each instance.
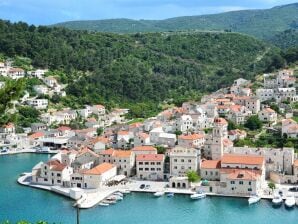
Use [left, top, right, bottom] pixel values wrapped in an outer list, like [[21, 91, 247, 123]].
[[201, 160, 221, 169], [178, 133, 204, 140], [29, 132, 44, 139], [226, 169, 261, 181], [46, 159, 67, 171], [294, 160, 298, 167], [57, 126, 71, 131], [132, 146, 157, 152], [221, 154, 264, 166], [214, 117, 228, 125], [83, 163, 115, 175], [136, 154, 164, 161]]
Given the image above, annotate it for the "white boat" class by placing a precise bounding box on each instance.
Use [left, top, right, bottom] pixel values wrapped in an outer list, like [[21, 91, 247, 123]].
[[248, 195, 261, 205], [295, 195, 298, 206], [99, 202, 109, 207], [103, 199, 116, 204], [119, 189, 131, 194], [167, 192, 174, 197], [285, 194, 296, 208], [113, 192, 124, 197], [190, 192, 206, 200], [153, 191, 165, 197], [108, 195, 123, 201], [272, 194, 283, 206]]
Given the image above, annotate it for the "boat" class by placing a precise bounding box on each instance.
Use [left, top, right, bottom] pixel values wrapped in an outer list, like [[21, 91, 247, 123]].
[[190, 192, 206, 200], [103, 199, 116, 204], [153, 191, 165, 197], [248, 195, 261, 205], [295, 195, 298, 206], [285, 194, 295, 208], [167, 192, 174, 197], [119, 189, 131, 194], [107, 195, 123, 201], [99, 202, 109, 207], [272, 193, 283, 206], [113, 192, 124, 197]]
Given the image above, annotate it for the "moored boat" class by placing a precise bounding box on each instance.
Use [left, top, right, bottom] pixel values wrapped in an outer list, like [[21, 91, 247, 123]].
[[248, 195, 261, 205], [153, 191, 165, 197], [113, 192, 124, 197], [99, 202, 109, 207], [167, 192, 174, 197], [119, 189, 131, 194], [190, 192, 206, 200], [272, 193, 283, 206], [285, 194, 295, 208]]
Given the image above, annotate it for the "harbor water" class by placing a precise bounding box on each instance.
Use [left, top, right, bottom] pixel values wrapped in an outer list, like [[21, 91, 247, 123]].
[[1, 154, 298, 224]]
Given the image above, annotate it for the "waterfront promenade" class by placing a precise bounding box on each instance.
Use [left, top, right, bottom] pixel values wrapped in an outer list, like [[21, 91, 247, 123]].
[[19, 173, 293, 209]]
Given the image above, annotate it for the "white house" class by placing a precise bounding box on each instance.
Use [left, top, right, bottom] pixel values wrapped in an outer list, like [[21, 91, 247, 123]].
[[258, 108, 277, 125], [178, 133, 205, 148], [26, 99, 48, 110], [169, 146, 199, 176]]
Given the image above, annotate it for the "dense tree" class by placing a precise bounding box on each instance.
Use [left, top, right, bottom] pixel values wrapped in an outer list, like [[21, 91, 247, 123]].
[[244, 115, 263, 130], [186, 170, 201, 183]]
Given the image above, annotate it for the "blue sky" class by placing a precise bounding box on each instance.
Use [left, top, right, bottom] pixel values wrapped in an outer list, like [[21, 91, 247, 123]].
[[0, 0, 297, 25]]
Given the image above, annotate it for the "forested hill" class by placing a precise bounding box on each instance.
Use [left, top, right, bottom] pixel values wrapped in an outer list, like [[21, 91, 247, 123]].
[[0, 20, 290, 112], [53, 3, 298, 40], [269, 29, 298, 49]]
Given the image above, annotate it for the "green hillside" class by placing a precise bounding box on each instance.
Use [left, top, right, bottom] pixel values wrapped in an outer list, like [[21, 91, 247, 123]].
[[53, 3, 298, 39], [0, 20, 289, 115], [269, 29, 298, 49]]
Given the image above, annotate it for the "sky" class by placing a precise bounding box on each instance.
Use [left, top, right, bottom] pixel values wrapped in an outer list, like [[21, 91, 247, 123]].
[[0, 0, 297, 25]]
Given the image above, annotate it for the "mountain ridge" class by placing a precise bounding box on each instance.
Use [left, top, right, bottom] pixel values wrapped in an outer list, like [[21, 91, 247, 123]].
[[53, 3, 298, 39]]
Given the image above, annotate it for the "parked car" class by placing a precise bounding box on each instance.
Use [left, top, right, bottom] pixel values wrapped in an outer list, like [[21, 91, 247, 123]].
[[139, 184, 145, 189], [288, 187, 298, 192]]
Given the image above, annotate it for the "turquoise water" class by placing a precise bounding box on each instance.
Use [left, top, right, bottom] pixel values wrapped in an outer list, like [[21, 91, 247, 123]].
[[1, 154, 298, 224]]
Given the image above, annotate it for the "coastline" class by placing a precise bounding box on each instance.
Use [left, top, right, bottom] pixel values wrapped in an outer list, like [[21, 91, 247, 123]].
[[18, 172, 277, 209]]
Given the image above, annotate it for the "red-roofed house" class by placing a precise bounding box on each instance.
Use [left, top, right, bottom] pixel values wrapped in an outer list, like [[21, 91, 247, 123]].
[[0, 123, 15, 134], [89, 136, 111, 153], [200, 154, 265, 196], [178, 133, 205, 148], [70, 163, 116, 189], [32, 159, 73, 186], [91, 104, 105, 116], [136, 154, 165, 180], [282, 118, 298, 138], [99, 149, 135, 176], [258, 107, 277, 125], [132, 145, 157, 155], [134, 132, 150, 146]]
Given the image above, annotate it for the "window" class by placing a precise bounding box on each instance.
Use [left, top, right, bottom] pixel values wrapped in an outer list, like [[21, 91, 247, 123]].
[[174, 166, 177, 169], [205, 171, 208, 175], [174, 159, 177, 162], [248, 181, 251, 185], [151, 168, 155, 171], [248, 188, 252, 192], [51, 173, 54, 176], [181, 159, 184, 162], [151, 162, 155, 165], [139, 162, 143, 165], [57, 180, 61, 183], [139, 168, 143, 171], [239, 181, 243, 185], [57, 173, 61, 177], [188, 159, 191, 162], [210, 171, 213, 175], [145, 168, 149, 171], [157, 162, 161, 165], [231, 181, 235, 184], [145, 162, 149, 165]]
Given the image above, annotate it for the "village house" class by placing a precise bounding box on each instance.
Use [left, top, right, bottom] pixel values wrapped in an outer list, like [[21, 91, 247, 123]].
[[0, 123, 15, 134], [200, 154, 265, 196], [28, 132, 45, 147], [30, 123, 47, 132], [258, 107, 277, 125], [43, 76, 58, 88], [99, 149, 135, 176], [70, 163, 117, 189], [116, 130, 132, 149], [91, 104, 106, 116], [226, 105, 251, 125], [134, 132, 150, 146], [149, 127, 176, 147], [32, 159, 73, 186], [132, 145, 157, 155], [175, 115, 193, 133], [72, 148, 99, 171], [178, 133, 205, 148], [169, 146, 199, 177], [281, 118, 298, 138], [29, 69, 48, 79], [33, 85, 49, 95], [227, 129, 247, 142], [8, 68, 25, 79], [26, 98, 48, 110], [136, 154, 165, 180], [89, 136, 110, 153]]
